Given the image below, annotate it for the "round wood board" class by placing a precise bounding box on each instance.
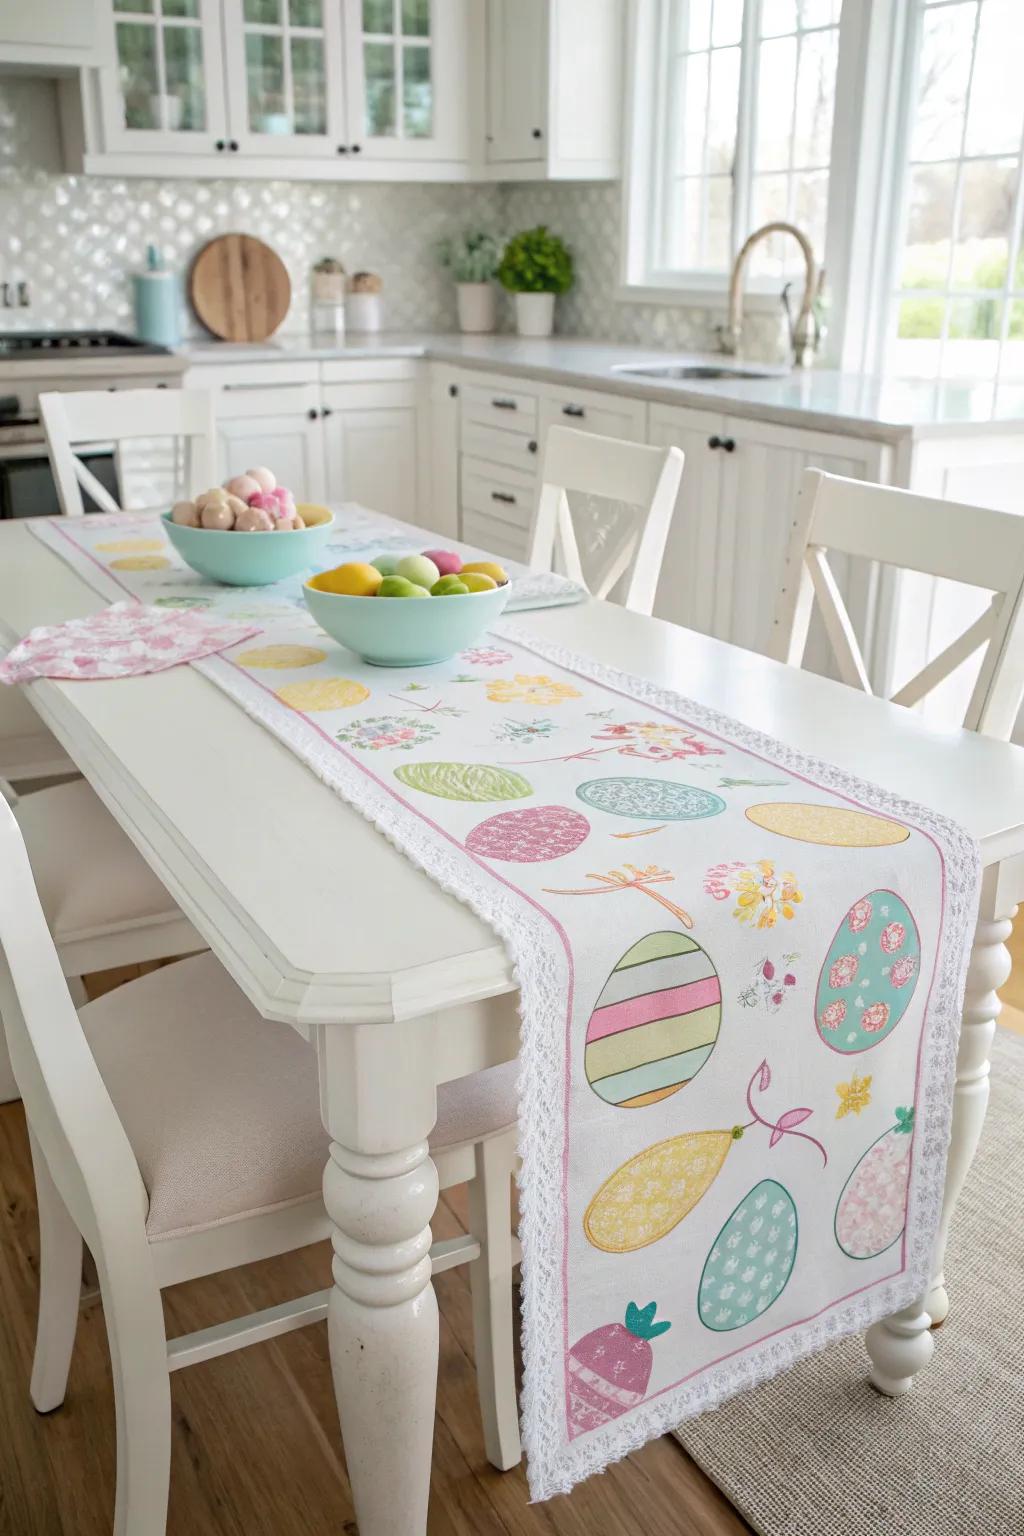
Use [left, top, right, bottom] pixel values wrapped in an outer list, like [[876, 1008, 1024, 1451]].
[[189, 234, 291, 343]]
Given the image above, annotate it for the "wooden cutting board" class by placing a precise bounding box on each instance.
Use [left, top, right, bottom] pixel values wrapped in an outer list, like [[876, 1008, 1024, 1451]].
[[189, 234, 291, 343]]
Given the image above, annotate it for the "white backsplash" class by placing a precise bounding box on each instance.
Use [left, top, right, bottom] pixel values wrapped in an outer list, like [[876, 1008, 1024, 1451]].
[[0, 76, 782, 358]]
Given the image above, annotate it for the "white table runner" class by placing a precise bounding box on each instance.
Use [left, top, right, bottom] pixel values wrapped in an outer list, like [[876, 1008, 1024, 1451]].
[[31, 510, 980, 1499]]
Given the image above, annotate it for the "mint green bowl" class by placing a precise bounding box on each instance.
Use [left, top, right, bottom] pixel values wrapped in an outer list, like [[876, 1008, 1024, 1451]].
[[161, 505, 335, 587], [303, 580, 510, 666]]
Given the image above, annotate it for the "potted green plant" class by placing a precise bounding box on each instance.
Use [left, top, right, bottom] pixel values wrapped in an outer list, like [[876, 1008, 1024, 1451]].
[[438, 230, 502, 334], [497, 225, 574, 338]]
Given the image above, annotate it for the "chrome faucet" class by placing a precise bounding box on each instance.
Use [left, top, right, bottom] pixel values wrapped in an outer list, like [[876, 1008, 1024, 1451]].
[[720, 222, 820, 368]]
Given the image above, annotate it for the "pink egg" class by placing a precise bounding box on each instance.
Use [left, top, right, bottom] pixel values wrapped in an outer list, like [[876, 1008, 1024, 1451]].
[[234, 505, 274, 532], [465, 806, 590, 863], [246, 466, 277, 493], [225, 474, 261, 501], [201, 501, 235, 530], [170, 500, 199, 526], [247, 490, 279, 513], [423, 548, 462, 577]]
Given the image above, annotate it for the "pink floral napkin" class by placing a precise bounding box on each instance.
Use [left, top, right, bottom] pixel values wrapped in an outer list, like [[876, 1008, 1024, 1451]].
[[0, 603, 261, 685]]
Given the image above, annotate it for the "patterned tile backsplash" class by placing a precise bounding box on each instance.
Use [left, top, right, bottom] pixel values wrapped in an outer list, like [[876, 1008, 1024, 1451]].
[[0, 77, 783, 358]]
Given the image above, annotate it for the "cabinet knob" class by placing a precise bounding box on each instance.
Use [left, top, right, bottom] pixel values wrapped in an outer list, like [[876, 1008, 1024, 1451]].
[[337, 144, 348, 154], [322, 406, 334, 417], [532, 127, 543, 139], [448, 383, 459, 398], [351, 143, 362, 154], [562, 403, 585, 418], [491, 397, 517, 410], [528, 439, 537, 453], [492, 490, 516, 505], [308, 407, 319, 420], [708, 435, 736, 452], [229, 139, 239, 152], [215, 139, 225, 151]]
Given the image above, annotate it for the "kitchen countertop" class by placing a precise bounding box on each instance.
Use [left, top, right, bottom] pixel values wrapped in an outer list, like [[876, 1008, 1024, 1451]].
[[176, 332, 1024, 441]]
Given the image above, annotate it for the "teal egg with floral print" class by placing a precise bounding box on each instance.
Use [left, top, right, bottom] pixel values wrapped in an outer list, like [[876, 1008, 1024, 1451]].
[[816, 890, 921, 1053], [698, 1180, 797, 1332]]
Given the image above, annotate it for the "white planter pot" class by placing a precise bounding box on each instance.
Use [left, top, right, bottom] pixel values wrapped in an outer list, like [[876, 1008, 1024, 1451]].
[[456, 282, 496, 334], [514, 291, 556, 338], [346, 291, 383, 332]]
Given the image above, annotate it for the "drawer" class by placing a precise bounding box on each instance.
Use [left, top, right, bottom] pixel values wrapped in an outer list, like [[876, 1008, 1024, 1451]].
[[538, 385, 647, 443], [461, 510, 531, 563], [462, 418, 540, 474], [461, 381, 538, 434], [460, 455, 536, 532]]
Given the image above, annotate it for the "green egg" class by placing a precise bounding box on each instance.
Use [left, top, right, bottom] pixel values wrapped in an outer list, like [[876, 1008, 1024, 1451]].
[[371, 553, 401, 576]]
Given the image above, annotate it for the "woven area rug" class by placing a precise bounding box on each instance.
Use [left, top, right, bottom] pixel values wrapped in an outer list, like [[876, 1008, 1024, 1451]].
[[675, 1027, 1024, 1536]]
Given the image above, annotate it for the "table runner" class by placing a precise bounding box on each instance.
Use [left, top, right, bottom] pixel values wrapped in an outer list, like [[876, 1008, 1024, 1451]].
[[31, 510, 981, 1500]]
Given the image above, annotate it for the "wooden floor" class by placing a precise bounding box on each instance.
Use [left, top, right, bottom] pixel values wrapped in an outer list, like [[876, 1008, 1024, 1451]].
[[2, 962, 1022, 1536]]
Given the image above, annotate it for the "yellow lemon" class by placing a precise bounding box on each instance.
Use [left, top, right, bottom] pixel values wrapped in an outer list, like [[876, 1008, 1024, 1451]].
[[461, 560, 508, 585], [275, 677, 369, 712], [109, 555, 171, 571], [310, 562, 382, 597], [461, 571, 499, 592], [236, 645, 327, 670]]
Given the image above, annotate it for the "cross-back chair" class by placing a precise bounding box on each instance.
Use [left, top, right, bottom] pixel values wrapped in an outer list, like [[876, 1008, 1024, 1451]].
[[39, 387, 217, 517], [770, 468, 1024, 740], [528, 425, 684, 615], [0, 795, 520, 1534]]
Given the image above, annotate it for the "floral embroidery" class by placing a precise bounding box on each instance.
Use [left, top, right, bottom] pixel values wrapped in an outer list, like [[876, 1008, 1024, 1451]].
[[848, 897, 873, 933], [493, 717, 558, 745], [737, 955, 799, 1014], [888, 954, 918, 988], [387, 692, 464, 718], [880, 921, 906, 954], [461, 646, 513, 666], [487, 673, 583, 706], [590, 721, 725, 762], [820, 998, 847, 1031], [335, 715, 440, 752], [829, 954, 859, 990], [835, 1074, 873, 1119], [861, 1001, 891, 1034], [704, 860, 804, 929]]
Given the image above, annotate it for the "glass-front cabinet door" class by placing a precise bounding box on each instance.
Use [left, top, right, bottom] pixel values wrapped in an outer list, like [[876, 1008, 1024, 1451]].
[[101, 0, 229, 153], [343, 0, 468, 161], [222, 0, 346, 157]]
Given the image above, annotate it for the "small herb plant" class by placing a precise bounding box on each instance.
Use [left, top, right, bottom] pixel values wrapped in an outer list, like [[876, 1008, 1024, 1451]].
[[497, 226, 574, 295], [437, 230, 502, 285]]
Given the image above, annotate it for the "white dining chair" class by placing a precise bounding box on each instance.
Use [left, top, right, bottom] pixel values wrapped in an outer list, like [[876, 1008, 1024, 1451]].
[[0, 795, 520, 1535], [770, 468, 1024, 740], [39, 387, 218, 518], [528, 426, 685, 615]]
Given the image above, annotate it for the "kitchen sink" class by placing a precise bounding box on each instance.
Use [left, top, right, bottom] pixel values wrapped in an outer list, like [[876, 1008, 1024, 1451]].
[[612, 362, 782, 381]]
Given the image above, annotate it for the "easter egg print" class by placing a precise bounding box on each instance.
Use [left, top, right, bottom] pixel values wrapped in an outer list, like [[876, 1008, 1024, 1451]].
[[465, 805, 589, 862], [153, 595, 211, 609], [698, 1180, 797, 1331], [583, 1131, 733, 1253], [394, 762, 533, 802], [95, 538, 167, 554], [237, 644, 328, 670], [835, 1107, 914, 1259], [109, 554, 171, 571], [744, 802, 910, 848], [567, 1301, 671, 1436], [584, 932, 722, 1109], [576, 778, 726, 822], [816, 890, 920, 1053], [275, 677, 369, 711]]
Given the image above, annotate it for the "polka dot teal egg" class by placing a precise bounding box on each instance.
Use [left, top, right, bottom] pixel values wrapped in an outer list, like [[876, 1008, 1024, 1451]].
[[698, 1180, 797, 1332], [815, 890, 920, 1053]]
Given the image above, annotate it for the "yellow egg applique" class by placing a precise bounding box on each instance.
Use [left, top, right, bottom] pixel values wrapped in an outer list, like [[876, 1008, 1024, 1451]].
[[236, 645, 328, 670], [583, 1131, 734, 1253], [275, 677, 370, 712], [95, 538, 167, 554], [744, 802, 909, 848], [109, 554, 172, 571]]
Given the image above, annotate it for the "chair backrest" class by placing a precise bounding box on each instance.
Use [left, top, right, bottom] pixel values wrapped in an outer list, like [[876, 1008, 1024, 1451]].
[[40, 388, 218, 517], [770, 467, 1024, 739], [529, 426, 685, 615], [0, 798, 148, 1261]]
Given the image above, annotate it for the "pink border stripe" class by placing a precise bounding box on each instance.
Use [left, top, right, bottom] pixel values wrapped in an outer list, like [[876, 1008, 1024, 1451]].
[[587, 977, 722, 1041]]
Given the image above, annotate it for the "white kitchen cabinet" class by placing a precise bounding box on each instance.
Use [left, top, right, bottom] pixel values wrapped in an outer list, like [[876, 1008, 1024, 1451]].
[[343, 0, 470, 163], [217, 386, 326, 502], [648, 404, 889, 665], [222, 0, 345, 160], [0, 0, 99, 69], [484, 0, 623, 180], [537, 383, 646, 445], [322, 378, 418, 523], [426, 363, 462, 540], [98, 0, 229, 155]]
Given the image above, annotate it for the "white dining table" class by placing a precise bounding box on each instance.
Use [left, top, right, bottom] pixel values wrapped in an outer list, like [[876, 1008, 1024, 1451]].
[[2, 513, 1023, 1535]]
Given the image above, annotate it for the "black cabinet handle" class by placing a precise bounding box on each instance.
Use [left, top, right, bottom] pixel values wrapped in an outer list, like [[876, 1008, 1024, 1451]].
[[215, 139, 225, 151], [229, 139, 239, 151], [322, 406, 333, 417], [527, 439, 537, 453], [562, 403, 585, 418], [337, 144, 348, 153], [351, 143, 362, 153], [308, 407, 319, 420], [708, 435, 737, 452], [491, 397, 517, 410], [448, 383, 458, 398], [532, 127, 543, 139], [491, 490, 516, 505]]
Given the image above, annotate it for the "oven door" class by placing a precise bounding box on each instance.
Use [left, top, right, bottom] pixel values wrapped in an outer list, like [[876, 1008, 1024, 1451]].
[[0, 448, 120, 518]]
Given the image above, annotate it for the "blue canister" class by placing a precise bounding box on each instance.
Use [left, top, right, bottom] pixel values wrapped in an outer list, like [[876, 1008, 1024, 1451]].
[[132, 245, 181, 348]]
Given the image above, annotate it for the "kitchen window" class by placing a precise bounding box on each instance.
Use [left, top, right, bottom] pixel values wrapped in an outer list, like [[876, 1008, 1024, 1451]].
[[886, 0, 1024, 381], [623, 0, 843, 300]]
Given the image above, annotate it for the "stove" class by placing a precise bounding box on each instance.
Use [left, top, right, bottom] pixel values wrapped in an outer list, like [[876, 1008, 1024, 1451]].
[[0, 330, 172, 360]]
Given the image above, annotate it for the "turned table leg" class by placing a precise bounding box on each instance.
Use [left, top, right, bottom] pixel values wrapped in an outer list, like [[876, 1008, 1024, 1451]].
[[865, 876, 1015, 1393], [318, 1018, 440, 1536]]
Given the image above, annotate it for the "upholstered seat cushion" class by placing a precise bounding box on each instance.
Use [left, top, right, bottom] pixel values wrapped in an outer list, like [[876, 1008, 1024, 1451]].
[[16, 780, 184, 945], [80, 953, 517, 1241]]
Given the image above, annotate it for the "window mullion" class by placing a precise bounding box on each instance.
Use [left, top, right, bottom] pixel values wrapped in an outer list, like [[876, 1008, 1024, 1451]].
[[995, 89, 1024, 369], [733, 0, 760, 259]]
